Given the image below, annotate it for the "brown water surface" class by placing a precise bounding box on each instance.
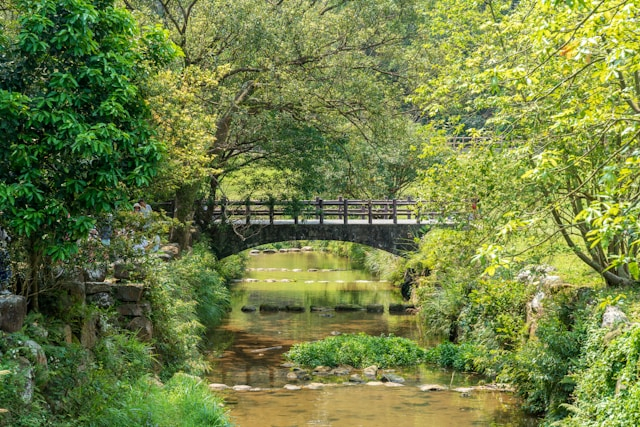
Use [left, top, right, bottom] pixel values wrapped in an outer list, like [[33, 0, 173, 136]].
[[206, 251, 537, 427]]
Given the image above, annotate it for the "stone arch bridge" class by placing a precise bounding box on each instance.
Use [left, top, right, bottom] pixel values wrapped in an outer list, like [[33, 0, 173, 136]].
[[204, 198, 457, 259]]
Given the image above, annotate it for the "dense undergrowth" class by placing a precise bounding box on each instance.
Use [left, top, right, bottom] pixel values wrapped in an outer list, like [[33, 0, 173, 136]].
[[401, 228, 640, 425], [0, 244, 239, 427]]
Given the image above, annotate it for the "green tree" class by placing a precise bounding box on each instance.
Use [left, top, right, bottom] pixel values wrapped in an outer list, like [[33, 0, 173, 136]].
[[126, 0, 424, 202], [414, 0, 640, 287], [0, 0, 178, 307]]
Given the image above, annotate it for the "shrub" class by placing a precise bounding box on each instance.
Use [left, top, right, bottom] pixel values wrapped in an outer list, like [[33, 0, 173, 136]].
[[285, 333, 427, 368]]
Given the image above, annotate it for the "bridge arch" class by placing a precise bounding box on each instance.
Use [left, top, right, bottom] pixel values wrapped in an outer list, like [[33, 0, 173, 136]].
[[208, 223, 422, 259]]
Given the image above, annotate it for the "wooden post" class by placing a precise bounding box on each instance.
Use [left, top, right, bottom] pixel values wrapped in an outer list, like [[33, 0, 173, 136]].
[[343, 198, 348, 224], [269, 202, 275, 225], [338, 196, 343, 221], [368, 200, 373, 224], [318, 198, 324, 224], [392, 199, 398, 224], [220, 197, 227, 223], [245, 199, 251, 225]]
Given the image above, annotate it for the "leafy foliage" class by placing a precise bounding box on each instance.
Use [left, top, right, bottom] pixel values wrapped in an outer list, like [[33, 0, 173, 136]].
[[285, 333, 426, 369], [146, 244, 231, 379], [0, 0, 179, 303]]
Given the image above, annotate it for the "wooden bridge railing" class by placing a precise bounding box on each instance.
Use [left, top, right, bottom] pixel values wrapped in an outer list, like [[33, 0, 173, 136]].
[[210, 198, 443, 225]]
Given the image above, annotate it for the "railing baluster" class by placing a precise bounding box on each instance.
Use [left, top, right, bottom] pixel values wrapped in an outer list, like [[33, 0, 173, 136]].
[[245, 199, 251, 225], [343, 198, 348, 225], [318, 198, 324, 224], [368, 200, 373, 224], [392, 199, 397, 224]]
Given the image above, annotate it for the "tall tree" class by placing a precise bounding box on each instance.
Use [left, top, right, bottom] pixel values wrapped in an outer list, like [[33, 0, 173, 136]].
[[0, 0, 178, 306], [414, 0, 640, 286], [126, 0, 424, 201]]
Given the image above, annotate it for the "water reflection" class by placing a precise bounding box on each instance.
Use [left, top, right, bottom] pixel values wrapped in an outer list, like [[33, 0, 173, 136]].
[[206, 251, 537, 426]]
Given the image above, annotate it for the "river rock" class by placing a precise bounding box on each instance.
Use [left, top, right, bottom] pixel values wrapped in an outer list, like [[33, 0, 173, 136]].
[[283, 384, 301, 390], [419, 384, 447, 392], [381, 373, 405, 384], [349, 374, 365, 383], [233, 385, 253, 391], [384, 382, 404, 387], [334, 303, 364, 312], [0, 294, 27, 333], [262, 249, 277, 254], [363, 365, 378, 378], [301, 246, 313, 251], [289, 248, 301, 252], [366, 381, 384, 386], [310, 306, 333, 312], [209, 383, 229, 391], [241, 305, 257, 312], [330, 366, 352, 376], [249, 250, 260, 255], [305, 382, 327, 390], [259, 303, 281, 312], [313, 366, 332, 376], [285, 305, 305, 312], [602, 305, 629, 329], [366, 304, 384, 313], [389, 303, 415, 314]]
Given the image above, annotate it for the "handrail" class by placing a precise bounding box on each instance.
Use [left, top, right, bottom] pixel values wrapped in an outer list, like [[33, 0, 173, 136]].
[[210, 198, 448, 225]]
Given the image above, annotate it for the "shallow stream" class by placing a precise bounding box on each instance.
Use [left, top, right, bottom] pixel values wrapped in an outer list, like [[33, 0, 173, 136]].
[[206, 251, 536, 426]]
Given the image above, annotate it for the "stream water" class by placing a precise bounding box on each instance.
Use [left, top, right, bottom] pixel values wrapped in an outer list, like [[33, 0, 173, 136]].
[[206, 251, 537, 427]]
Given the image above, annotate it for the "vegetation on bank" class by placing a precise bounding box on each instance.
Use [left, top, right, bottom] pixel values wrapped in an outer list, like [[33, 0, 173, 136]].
[[0, 245, 238, 426]]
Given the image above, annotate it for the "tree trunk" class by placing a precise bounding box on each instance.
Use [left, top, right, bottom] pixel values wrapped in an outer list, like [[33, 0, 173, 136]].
[[171, 182, 200, 250]]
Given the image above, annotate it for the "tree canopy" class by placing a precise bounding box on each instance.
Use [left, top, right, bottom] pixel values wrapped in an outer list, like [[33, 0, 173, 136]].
[[0, 0, 178, 301]]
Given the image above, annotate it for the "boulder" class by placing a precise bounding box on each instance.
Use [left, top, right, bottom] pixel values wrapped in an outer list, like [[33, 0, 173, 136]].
[[159, 244, 180, 259], [127, 316, 153, 341], [0, 294, 27, 333], [389, 303, 415, 314], [60, 280, 86, 304], [366, 304, 384, 313], [85, 282, 112, 295], [334, 303, 364, 312], [285, 305, 305, 312], [259, 303, 282, 312], [81, 314, 100, 349], [115, 284, 145, 302], [381, 373, 405, 384], [83, 267, 106, 283], [87, 292, 114, 308], [419, 384, 447, 392], [209, 383, 229, 391], [363, 365, 378, 379], [283, 384, 301, 390], [117, 303, 145, 317], [241, 305, 257, 312], [602, 305, 629, 329]]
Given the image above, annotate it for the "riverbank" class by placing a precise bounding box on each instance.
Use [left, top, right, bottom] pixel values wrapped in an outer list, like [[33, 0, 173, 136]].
[[400, 227, 640, 425], [0, 244, 241, 427]]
